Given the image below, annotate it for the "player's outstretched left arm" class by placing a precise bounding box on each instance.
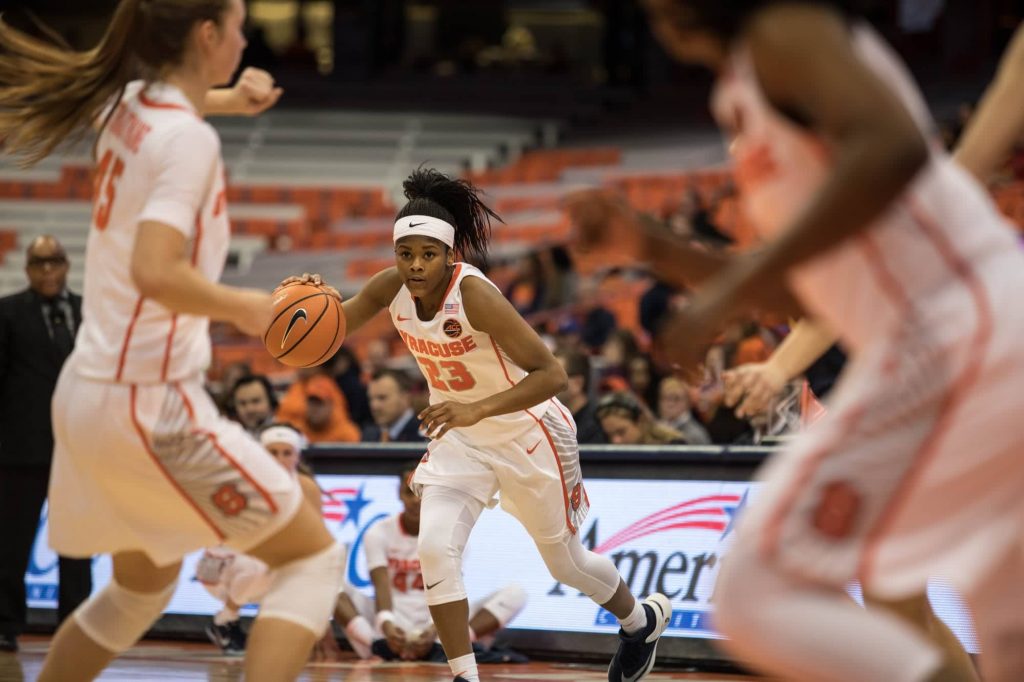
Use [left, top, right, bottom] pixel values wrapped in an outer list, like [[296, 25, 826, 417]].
[[723, 317, 838, 418], [418, 277, 567, 440], [655, 4, 927, 368], [954, 23, 1024, 182], [205, 67, 283, 116]]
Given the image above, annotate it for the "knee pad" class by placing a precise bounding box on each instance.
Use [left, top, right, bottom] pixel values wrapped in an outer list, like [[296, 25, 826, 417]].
[[259, 542, 345, 637], [478, 583, 528, 627], [75, 578, 177, 653], [417, 486, 483, 606], [536, 537, 619, 604], [417, 529, 468, 606]]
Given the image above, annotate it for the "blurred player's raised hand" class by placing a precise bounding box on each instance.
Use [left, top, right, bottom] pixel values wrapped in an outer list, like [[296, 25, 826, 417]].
[[227, 67, 283, 116], [563, 189, 646, 261], [723, 362, 786, 418]]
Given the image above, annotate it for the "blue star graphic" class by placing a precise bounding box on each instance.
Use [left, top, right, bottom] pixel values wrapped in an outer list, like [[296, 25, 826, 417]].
[[343, 485, 373, 528], [720, 489, 749, 540]]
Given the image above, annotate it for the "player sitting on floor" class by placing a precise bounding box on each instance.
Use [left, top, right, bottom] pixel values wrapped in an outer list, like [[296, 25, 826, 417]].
[[333, 466, 528, 663]]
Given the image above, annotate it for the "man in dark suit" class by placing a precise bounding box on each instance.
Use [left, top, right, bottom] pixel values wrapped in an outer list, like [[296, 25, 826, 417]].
[[0, 236, 92, 652], [361, 369, 426, 443]]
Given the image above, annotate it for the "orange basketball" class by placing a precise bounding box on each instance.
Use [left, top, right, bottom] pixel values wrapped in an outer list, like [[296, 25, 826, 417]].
[[264, 284, 346, 368]]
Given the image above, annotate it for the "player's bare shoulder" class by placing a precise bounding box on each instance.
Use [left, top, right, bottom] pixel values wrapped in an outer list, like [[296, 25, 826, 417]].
[[460, 272, 508, 331]]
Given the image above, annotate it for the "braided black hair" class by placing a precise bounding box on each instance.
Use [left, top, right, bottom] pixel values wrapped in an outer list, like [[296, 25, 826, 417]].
[[396, 167, 501, 265]]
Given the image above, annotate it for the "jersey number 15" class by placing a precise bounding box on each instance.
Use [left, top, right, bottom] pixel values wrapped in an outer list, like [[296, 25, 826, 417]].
[[93, 150, 125, 231]]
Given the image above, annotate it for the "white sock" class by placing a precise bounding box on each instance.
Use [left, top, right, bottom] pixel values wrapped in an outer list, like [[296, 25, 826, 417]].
[[618, 598, 648, 635], [344, 616, 375, 659], [214, 607, 239, 626], [448, 652, 479, 681]]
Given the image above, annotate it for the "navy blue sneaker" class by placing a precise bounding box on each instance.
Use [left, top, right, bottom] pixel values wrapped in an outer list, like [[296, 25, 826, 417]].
[[206, 619, 247, 656], [607, 593, 672, 681]]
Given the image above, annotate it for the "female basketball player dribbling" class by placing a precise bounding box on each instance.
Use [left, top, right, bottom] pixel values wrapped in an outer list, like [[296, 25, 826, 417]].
[[0, 2, 343, 680], [281, 168, 672, 682]]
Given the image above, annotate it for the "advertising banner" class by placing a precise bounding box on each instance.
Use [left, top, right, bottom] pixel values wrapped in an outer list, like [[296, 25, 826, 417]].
[[26, 475, 978, 651]]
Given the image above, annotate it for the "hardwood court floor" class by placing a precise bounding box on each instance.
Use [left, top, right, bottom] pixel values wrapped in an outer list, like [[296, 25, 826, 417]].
[[0, 637, 761, 681]]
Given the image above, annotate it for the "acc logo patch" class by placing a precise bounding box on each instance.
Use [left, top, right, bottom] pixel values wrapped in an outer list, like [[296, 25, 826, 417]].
[[443, 318, 463, 338], [812, 480, 861, 540], [570, 482, 583, 511]]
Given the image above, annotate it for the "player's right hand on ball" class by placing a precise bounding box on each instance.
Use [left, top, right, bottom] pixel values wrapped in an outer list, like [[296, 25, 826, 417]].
[[231, 289, 274, 337], [275, 273, 342, 302]]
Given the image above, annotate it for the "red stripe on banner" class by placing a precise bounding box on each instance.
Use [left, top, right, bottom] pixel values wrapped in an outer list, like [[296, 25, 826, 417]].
[[597, 495, 741, 552]]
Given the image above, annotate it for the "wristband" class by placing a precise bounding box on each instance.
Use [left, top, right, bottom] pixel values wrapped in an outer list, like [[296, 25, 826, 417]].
[[375, 610, 396, 631]]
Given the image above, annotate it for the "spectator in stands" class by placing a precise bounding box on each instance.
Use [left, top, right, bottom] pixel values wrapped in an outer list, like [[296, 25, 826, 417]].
[[554, 349, 606, 444], [595, 391, 686, 446], [600, 329, 640, 382], [330, 347, 371, 428], [215, 360, 252, 414], [227, 374, 278, 436], [552, 317, 584, 355], [656, 377, 711, 445], [578, 279, 617, 352], [277, 369, 360, 444], [0, 236, 91, 652], [626, 353, 661, 409], [362, 369, 427, 443], [362, 338, 393, 378], [540, 245, 576, 311], [504, 252, 546, 316], [638, 278, 679, 340], [693, 346, 755, 445], [683, 187, 733, 247]]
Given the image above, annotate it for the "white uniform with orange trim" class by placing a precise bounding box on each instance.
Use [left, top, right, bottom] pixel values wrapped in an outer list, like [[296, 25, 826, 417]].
[[48, 81, 301, 566], [399, 263, 588, 542], [714, 26, 1024, 598], [358, 513, 433, 631]]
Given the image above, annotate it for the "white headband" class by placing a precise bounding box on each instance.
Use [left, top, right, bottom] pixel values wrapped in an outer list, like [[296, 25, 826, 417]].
[[393, 214, 455, 249], [260, 426, 305, 451]]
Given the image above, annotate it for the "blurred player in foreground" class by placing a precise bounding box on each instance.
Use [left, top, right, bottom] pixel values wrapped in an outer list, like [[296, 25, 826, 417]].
[[0, 2, 342, 680], [574, 1, 1024, 680]]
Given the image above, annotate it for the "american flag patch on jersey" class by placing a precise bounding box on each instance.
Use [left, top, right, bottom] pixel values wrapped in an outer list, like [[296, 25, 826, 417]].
[[444, 302, 460, 315]]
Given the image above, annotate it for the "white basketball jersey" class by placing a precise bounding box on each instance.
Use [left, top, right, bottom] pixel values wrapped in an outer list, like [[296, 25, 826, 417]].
[[362, 514, 432, 629], [712, 26, 1020, 351], [73, 81, 230, 383], [390, 263, 554, 445]]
